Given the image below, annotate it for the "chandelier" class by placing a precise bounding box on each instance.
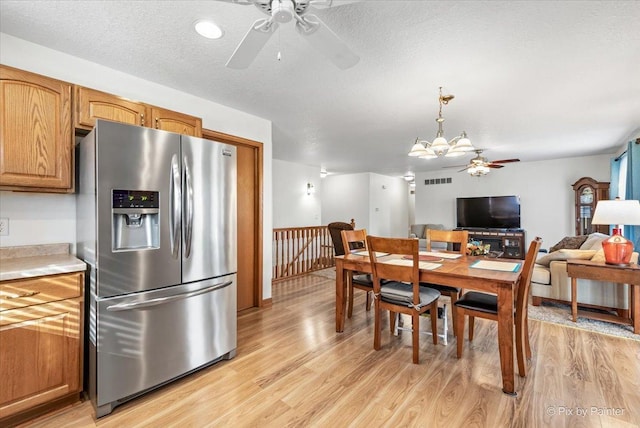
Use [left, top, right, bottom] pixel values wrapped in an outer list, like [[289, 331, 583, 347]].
[[408, 87, 475, 159]]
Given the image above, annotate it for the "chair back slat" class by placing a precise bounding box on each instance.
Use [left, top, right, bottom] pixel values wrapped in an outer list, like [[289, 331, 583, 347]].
[[426, 229, 469, 254], [366, 236, 420, 303], [341, 229, 368, 255]]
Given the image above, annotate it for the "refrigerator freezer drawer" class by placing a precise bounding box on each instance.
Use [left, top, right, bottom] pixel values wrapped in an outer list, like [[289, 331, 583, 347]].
[[94, 275, 236, 413]]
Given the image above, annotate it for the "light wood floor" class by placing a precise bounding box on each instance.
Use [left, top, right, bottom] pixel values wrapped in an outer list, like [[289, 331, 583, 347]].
[[19, 271, 640, 428]]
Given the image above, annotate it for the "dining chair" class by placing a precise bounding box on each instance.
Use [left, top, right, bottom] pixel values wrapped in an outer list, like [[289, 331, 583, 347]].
[[341, 229, 373, 317], [421, 229, 469, 335], [454, 237, 542, 377], [366, 236, 441, 364], [327, 221, 354, 257]]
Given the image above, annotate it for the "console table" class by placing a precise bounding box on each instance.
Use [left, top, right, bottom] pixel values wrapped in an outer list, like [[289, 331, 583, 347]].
[[458, 229, 526, 259], [567, 259, 640, 334]]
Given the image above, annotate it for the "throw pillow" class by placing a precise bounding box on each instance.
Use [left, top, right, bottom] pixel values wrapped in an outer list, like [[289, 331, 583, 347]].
[[591, 249, 606, 263], [536, 249, 597, 267], [579, 232, 610, 251], [549, 235, 588, 253]]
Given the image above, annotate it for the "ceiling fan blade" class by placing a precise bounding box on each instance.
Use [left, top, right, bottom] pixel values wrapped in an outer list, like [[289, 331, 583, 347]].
[[490, 158, 520, 164], [226, 18, 279, 69], [310, 0, 362, 9], [296, 14, 359, 69], [457, 166, 472, 172], [487, 164, 505, 169], [442, 164, 468, 169]]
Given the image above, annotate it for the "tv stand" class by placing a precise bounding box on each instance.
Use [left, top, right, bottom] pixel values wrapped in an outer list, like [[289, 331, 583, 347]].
[[458, 228, 526, 259]]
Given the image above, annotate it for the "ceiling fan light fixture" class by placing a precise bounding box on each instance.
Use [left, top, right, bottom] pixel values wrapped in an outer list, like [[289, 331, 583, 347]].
[[272, 0, 295, 23], [468, 164, 490, 176], [194, 20, 224, 39]]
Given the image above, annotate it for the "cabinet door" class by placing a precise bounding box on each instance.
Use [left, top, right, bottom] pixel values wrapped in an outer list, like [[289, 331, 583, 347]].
[[0, 298, 82, 419], [150, 106, 202, 137], [75, 86, 149, 130], [0, 65, 73, 192]]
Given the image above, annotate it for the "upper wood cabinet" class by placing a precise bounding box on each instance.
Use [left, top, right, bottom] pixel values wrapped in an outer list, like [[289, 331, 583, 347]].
[[74, 86, 202, 137], [150, 106, 202, 137], [75, 86, 149, 130], [0, 65, 73, 192]]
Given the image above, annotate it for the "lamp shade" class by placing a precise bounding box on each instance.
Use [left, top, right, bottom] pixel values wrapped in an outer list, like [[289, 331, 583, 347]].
[[408, 139, 428, 157], [591, 199, 640, 226]]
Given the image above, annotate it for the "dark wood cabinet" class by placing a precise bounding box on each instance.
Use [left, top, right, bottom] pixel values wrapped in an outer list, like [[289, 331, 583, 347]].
[[572, 177, 609, 236]]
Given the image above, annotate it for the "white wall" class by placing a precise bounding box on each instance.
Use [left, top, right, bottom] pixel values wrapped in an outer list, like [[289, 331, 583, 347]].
[[321, 172, 408, 238], [321, 173, 370, 229], [272, 159, 321, 228], [414, 154, 610, 250], [368, 173, 409, 237], [0, 33, 274, 299]]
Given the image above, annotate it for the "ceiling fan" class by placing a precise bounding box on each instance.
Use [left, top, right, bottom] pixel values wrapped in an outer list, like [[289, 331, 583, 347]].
[[221, 0, 360, 69], [448, 150, 520, 176]]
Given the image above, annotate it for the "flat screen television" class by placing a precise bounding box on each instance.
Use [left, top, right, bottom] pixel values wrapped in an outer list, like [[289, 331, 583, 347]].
[[456, 195, 521, 229]]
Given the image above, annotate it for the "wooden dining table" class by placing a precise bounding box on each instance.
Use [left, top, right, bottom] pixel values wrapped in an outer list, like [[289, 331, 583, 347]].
[[335, 252, 524, 395]]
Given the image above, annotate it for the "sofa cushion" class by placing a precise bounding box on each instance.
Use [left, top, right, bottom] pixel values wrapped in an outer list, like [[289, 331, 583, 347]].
[[579, 232, 610, 251], [410, 224, 426, 239], [532, 265, 551, 284], [536, 249, 597, 267], [549, 235, 588, 253]]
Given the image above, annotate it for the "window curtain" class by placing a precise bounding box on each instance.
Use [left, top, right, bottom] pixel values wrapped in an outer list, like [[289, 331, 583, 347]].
[[624, 140, 640, 250]]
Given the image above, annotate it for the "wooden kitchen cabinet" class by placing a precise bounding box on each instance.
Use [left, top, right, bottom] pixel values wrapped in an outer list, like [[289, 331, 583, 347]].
[[0, 272, 83, 426], [75, 86, 149, 130], [0, 65, 73, 192], [150, 106, 202, 137], [74, 85, 202, 137]]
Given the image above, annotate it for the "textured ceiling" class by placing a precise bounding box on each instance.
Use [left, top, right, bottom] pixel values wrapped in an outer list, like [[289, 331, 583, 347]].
[[1, 1, 639, 177]]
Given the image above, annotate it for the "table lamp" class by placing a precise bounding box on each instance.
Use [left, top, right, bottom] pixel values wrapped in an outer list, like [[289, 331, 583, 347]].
[[591, 198, 640, 265]]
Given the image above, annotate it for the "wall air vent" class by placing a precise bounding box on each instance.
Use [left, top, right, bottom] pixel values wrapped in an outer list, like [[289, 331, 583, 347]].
[[424, 177, 452, 185]]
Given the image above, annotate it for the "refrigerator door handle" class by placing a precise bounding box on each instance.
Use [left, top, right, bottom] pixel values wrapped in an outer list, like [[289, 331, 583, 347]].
[[105, 281, 233, 312], [169, 154, 182, 258], [183, 156, 194, 258]]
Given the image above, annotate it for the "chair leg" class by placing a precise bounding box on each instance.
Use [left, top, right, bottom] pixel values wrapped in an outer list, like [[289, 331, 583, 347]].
[[390, 311, 396, 333], [412, 314, 420, 364], [524, 315, 532, 360], [455, 305, 465, 358], [347, 278, 354, 319], [449, 291, 459, 337], [430, 301, 438, 345], [373, 301, 381, 351], [366, 291, 372, 311], [516, 317, 527, 377], [468, 316, 475, 341]]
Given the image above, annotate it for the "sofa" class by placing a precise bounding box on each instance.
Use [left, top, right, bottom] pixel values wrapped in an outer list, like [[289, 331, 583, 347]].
[[409, 223, 446, 250], [530, 232, 639, 315]]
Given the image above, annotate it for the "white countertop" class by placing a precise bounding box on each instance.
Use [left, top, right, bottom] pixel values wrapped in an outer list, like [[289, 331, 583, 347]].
[[0, 244, 87, 282]]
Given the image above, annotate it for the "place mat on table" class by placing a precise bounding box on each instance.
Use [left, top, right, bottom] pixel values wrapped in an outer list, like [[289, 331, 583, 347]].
[[403, 255, 444, 262], [382, 258, 442, 270], [418, 251, 462, 260], [351, 250, 389, 257], [469, 260, 521, 272]]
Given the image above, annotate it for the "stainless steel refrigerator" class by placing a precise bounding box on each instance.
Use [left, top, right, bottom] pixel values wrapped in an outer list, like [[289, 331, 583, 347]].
[[76, 120, 237, 417]]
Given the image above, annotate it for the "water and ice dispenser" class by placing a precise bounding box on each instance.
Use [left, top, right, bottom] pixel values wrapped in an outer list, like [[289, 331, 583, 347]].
[[112, 189, 160, 251]]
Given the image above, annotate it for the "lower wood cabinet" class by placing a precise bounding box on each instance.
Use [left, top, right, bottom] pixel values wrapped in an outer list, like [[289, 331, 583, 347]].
[[0, 272, 83, 426]]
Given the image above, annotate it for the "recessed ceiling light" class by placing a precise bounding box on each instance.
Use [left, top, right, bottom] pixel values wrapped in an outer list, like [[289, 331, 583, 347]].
[[194, 20, 223, 39]]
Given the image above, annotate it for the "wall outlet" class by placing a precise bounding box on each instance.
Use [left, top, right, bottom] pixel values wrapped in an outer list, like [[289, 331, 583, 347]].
[[0, 218, 9, 236]]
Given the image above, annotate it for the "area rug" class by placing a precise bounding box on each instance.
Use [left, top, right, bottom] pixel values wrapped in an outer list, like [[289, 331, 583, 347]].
[[528, 301, 639, 341]]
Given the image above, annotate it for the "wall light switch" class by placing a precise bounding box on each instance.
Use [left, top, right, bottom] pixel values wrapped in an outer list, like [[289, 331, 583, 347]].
[[0, 218, 9, 236]]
